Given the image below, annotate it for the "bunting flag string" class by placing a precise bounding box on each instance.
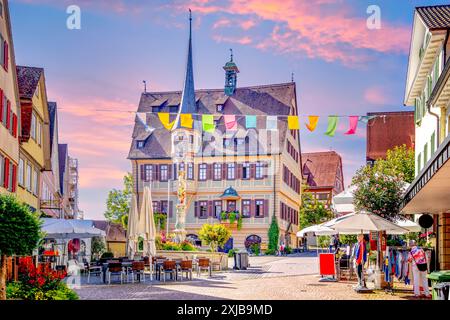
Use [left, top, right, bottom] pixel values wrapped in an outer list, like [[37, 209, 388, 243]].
[[306, 116, 319, 132], [325, 116, 339, 137], [149, 112, 387, 137]]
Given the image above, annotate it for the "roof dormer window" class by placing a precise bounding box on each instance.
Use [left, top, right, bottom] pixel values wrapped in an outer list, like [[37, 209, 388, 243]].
[[137, 140, 145, 149], [217, 104, 223, 112]]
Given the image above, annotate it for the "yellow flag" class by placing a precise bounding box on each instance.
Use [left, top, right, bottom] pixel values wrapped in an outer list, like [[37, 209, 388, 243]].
[[306, 116, 319, 132], [288, 116, 300, 130], [158, 113, 175, 130], [180, 114, 193, 128]]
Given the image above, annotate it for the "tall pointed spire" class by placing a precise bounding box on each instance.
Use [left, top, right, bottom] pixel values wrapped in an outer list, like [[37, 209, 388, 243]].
[[178, 9, 196, 115]]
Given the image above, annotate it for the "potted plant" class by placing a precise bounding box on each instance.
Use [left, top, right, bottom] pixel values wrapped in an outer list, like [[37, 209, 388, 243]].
[[220, 211, 242, 230]]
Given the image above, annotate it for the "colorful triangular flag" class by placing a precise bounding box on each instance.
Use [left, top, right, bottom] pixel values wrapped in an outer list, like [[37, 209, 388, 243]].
[[158, 113, 175, 130], [245, 115, 257, 129], [305, 116, 319, 132], [325, 116, 339, 137], [180, 114, 193, 128], [345, 116, 359, 135], [202, 114, 215, 133], [288, 116, 300, 130], [224, 115, 237, 131], [266, 116, 278, 130]]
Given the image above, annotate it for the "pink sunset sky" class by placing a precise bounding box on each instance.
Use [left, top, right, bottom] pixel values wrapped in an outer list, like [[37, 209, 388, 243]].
[[9, 0, 436, 219]]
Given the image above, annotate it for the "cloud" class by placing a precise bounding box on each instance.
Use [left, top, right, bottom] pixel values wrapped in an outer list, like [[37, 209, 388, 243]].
[[213, 18, 232, 29], [175, 0, 410, 65], [212, 34, 252, 45], [364, 86, 394, 105]]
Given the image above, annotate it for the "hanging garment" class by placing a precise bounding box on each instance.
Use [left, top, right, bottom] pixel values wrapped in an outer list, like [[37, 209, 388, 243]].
[[383, 256, 391, 282]]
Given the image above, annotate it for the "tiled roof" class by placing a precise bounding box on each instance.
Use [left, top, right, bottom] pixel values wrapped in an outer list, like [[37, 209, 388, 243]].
[[92, 221, 126, 242], [16, 66, 43, 99], [366, 111, 415, 162], [301, 151, 342, 188], [128, 83, 296, 159], [416, 5, 450, 30]]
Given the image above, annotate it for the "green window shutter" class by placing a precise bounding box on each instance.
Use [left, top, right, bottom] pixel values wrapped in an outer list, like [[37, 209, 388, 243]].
[[414, 98, 418, 124], [423, 143, 428, 167], [434, 60, 439, 83], [428, 76, 432, 97], [431, 132, 436, 155], [422, 93, 426, 118]]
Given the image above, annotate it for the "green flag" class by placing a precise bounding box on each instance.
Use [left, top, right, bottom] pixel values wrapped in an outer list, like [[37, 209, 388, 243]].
[[202, 114, 215, 133], [325, 116, 339, 137]]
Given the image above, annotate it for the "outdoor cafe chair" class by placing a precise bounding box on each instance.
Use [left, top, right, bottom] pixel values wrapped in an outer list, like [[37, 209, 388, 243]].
[[86, 262, 103, 283], [177, 260, 193, 281], [197, 258, 212, 277], [211, 255, 223, 271], [161, 260, 177, 282], [106, 263, 125, 284], [128, 261, 147, 283]]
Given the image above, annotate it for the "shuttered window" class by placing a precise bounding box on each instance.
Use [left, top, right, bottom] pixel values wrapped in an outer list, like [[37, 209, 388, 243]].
[[213, 163, 221, 180], [255, 200, 265, 218], [242, 200, 251, 218], [431, 131, 436, 155], [160, 165, 168, 181], [227, 163, 235, 180], [198, 163, 207, 181], [423, 143, 428, 168], [199, 201, 208, 219]]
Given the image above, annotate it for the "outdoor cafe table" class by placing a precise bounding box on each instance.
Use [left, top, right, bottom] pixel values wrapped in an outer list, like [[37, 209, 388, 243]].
[[154, 259, 198, 281]]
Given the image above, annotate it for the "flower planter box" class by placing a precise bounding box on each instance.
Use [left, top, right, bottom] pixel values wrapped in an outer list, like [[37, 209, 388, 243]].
[[220, 221, 238, 230]]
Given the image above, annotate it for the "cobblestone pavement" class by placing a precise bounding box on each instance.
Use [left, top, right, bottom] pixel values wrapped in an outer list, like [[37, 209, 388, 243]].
[[74, 253, 423, 300]]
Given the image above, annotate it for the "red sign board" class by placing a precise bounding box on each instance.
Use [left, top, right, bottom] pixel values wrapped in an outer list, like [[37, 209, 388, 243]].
[[319, 253, 335, 276]]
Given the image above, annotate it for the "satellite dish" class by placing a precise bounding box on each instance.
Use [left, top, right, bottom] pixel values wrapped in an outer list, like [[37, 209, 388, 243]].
[[418, 214, 434, 229]]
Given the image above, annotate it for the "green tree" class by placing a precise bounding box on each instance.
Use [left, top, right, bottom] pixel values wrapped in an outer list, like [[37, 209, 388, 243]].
[[198, 224, 231, 252], [0, 194, 42, 300], [104, 173, 133, 229], [267, 215, 280, 255], [299, 190, 334, 229], [91, 237, 106, 260], [352, 165, 405, 221], [372, 145, 415, 183]]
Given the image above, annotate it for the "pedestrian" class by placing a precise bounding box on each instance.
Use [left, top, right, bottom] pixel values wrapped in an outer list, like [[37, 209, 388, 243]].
[[353, 234, 367, 289], [279, 243, 285, 256], [408, 240, 431, 298]]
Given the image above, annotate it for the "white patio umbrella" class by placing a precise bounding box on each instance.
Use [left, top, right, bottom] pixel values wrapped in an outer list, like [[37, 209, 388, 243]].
[[394, 217, 421, 233], [42, 219, 106, 239], [126, 193, 139, 259], [297, 225, 335, 237], [331, 212, 409, 235], [139, 186, 157, 279]]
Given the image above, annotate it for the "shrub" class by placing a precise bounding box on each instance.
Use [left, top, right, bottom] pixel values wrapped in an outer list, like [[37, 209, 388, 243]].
[[267, 216, 279, 254], [264, 248, 276, 255], [198, 224, 231, 252], [6, 257, 78, 300], [100, 252, 114, 259], [162, 241, 181, 251], [250, 243, 260, 255], [227, 249, 238, 257], [180, 241, 196, 251], [0, 194, 42, 300], [284, 246, 292, 254]]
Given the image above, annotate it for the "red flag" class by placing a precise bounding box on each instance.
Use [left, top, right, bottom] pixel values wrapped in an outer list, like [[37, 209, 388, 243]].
[[345, 116, 358, 135]]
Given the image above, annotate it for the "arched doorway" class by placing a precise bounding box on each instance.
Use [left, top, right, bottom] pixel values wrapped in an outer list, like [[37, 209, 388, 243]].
[[186, 234, 202, 247], [245, 235, 262, 253]]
